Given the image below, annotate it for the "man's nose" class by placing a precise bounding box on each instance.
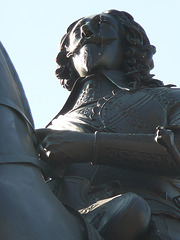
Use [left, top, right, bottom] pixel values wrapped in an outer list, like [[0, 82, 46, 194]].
[[81, 23, 93, 37]]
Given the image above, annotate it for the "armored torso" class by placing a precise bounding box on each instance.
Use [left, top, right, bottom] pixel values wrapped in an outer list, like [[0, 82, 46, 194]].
[[50, 73, 180, 134]]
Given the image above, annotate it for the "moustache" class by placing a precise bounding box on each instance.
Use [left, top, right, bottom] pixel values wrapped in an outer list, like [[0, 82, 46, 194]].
[[66, 35, 117, 58]]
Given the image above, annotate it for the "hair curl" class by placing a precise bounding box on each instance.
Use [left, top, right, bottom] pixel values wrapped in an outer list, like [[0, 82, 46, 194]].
[[55, 10, 164, 91]]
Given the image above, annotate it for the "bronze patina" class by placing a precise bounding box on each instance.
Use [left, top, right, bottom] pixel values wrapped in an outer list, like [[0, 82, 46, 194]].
[[0, 9, 180, 240]]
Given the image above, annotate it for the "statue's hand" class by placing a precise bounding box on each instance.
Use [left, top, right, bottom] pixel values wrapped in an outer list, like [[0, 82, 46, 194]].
[[155, 126, 175, 150], [36, 129, 94, 167]]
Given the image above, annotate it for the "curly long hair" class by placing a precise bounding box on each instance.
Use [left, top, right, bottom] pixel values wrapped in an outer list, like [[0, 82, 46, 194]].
[[55, 10, 164, 91]]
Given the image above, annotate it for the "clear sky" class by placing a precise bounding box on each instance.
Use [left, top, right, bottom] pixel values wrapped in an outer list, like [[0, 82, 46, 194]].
[[1, 0, 180, 128]]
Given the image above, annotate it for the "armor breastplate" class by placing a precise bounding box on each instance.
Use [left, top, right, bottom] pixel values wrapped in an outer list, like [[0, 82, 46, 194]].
[[68, 86, 180, 134], [51, 73, 180, 134]]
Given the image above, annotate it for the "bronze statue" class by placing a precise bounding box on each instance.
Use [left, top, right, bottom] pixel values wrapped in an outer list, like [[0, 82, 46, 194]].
[[1, 9, 180, 240]]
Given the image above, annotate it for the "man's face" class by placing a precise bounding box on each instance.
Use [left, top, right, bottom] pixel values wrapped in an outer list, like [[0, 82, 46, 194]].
[[67, 13, 123, 77]]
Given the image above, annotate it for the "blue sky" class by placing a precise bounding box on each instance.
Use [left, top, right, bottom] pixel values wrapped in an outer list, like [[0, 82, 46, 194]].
[[1, 0, 180, 128]]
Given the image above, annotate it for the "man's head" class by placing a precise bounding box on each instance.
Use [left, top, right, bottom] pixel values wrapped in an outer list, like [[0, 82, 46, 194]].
[[67, 12, 124, 78], [56, 10, 163, 91]]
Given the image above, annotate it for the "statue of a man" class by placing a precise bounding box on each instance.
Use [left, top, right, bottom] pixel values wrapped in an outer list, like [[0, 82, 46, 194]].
[[0, 9, 180, 240], [38, 10, 180, 240]]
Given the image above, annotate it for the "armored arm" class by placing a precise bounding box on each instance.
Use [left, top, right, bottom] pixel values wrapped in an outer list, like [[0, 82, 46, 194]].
[[38, 129, 180, 176], [94, 131, 180, 176]]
